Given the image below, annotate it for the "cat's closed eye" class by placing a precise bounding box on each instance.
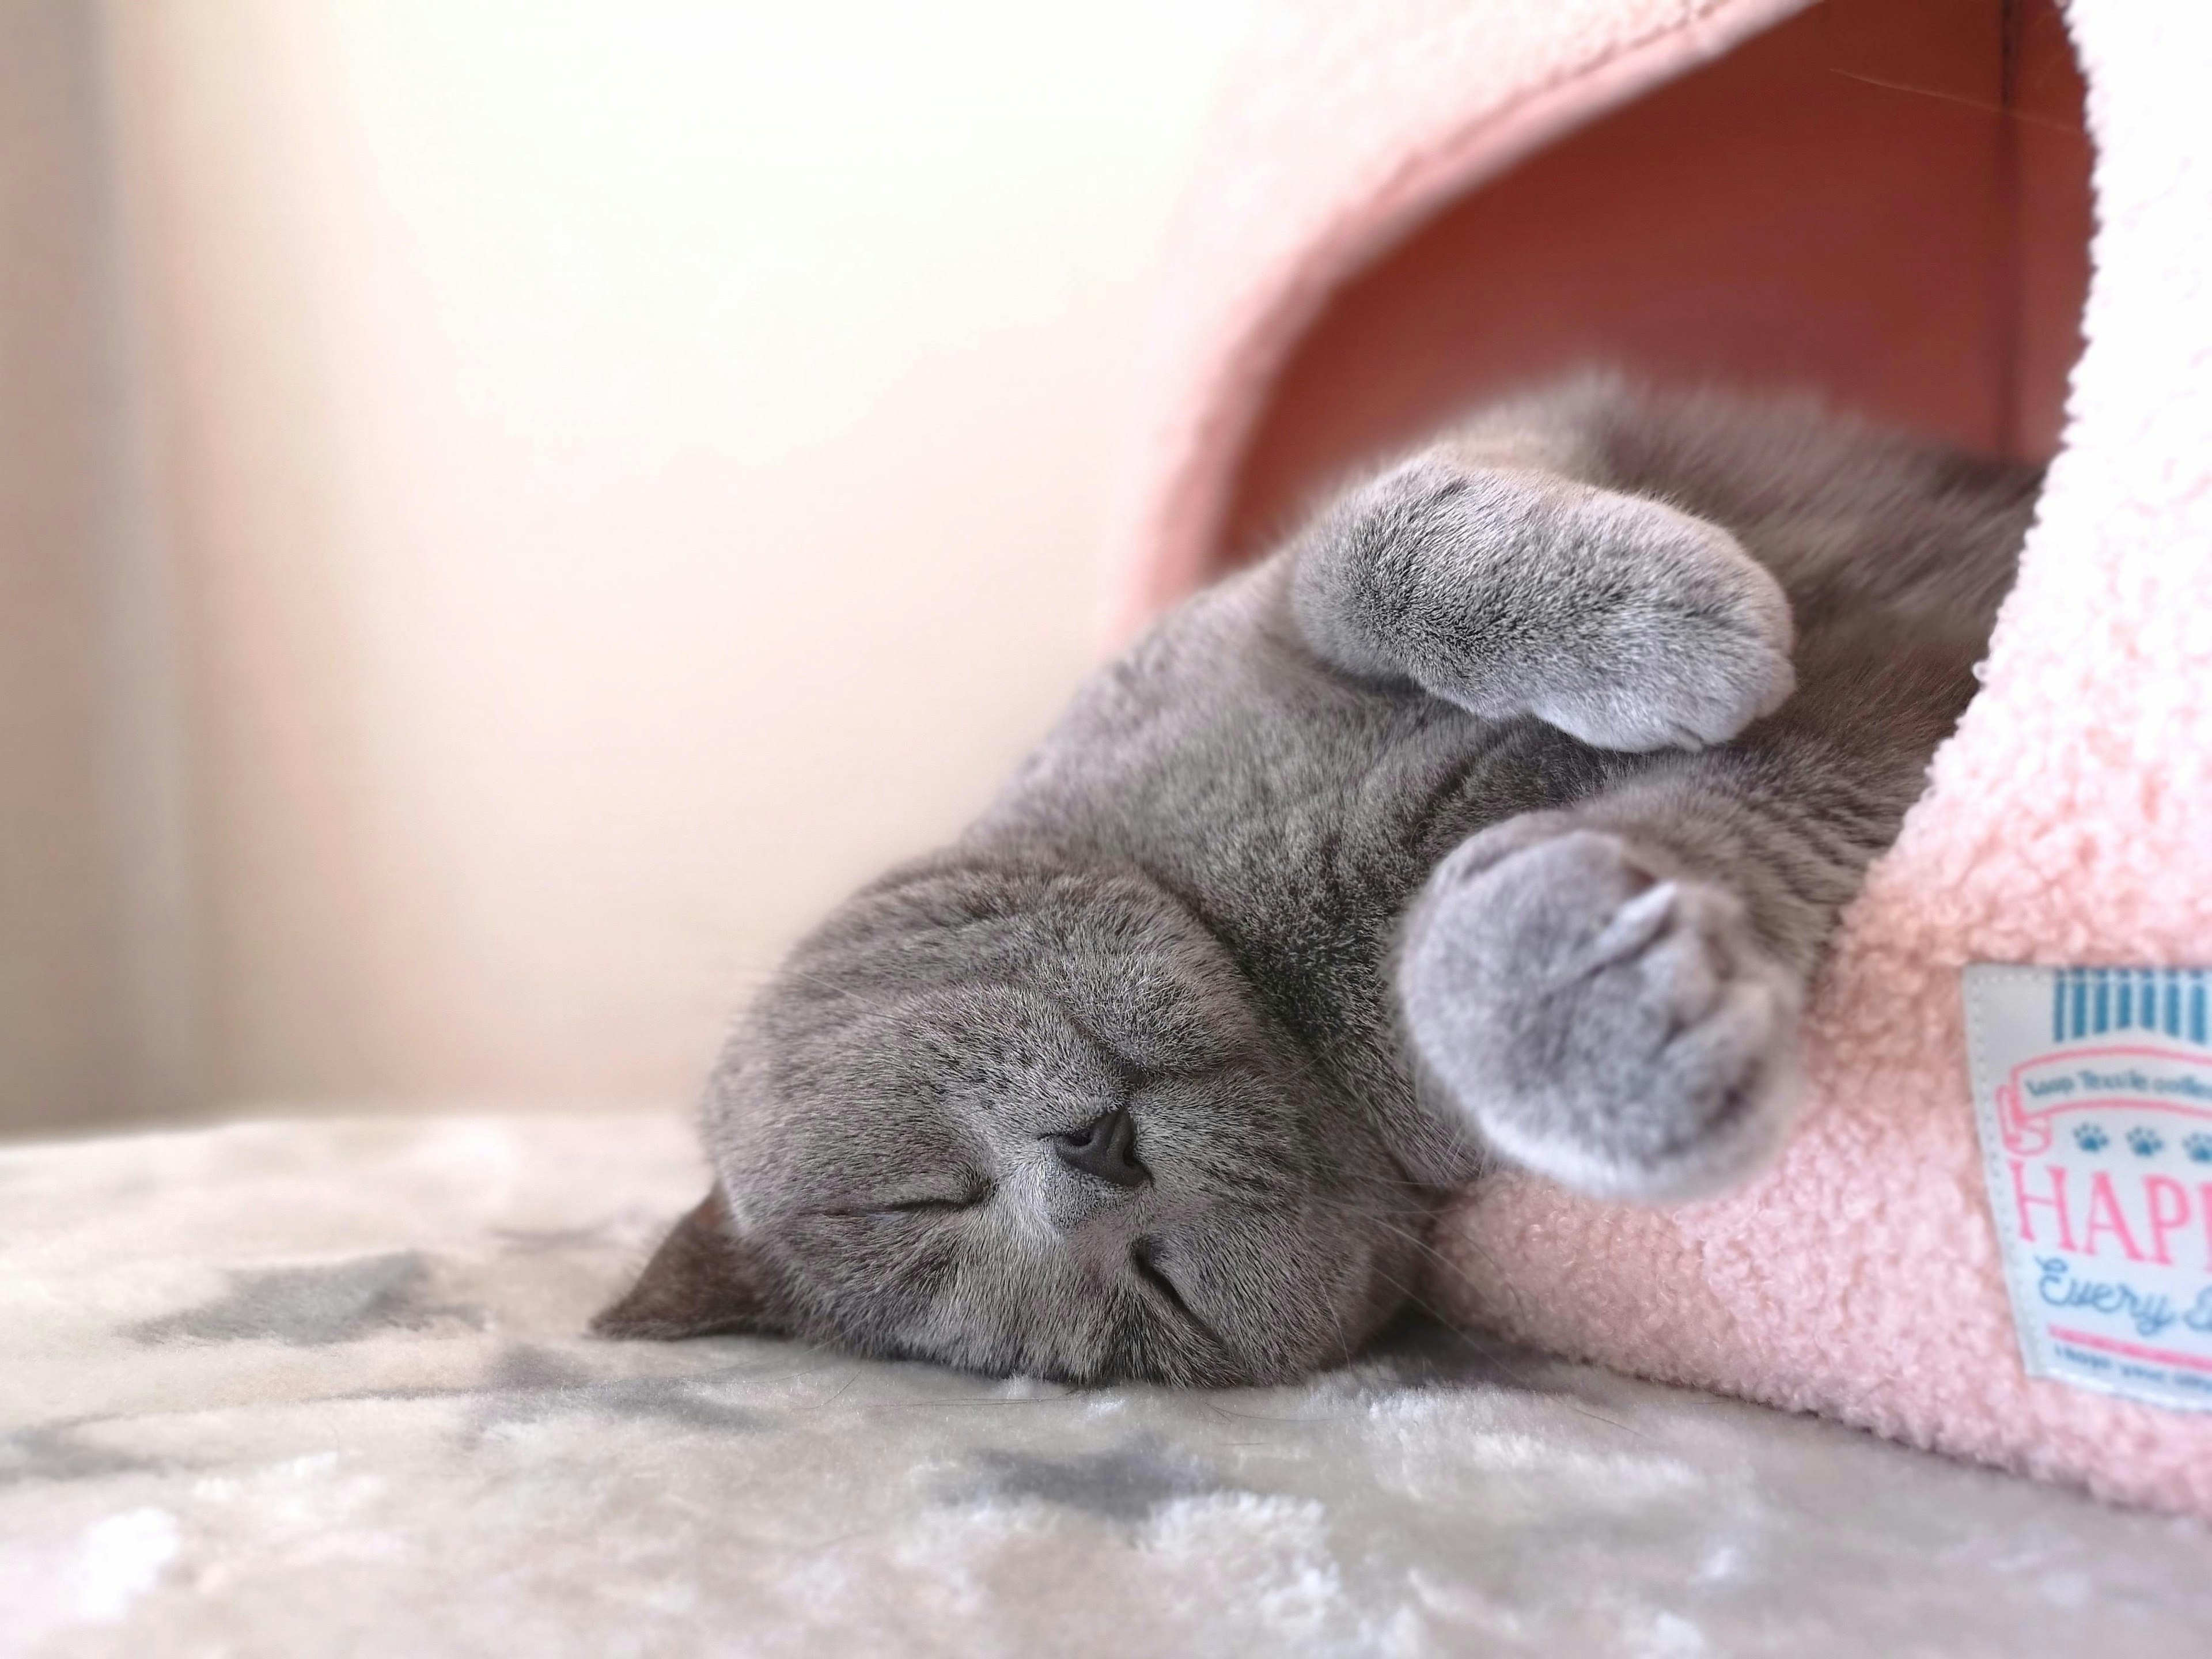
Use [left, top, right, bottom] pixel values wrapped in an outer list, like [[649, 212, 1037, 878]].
[[880, 1193, 986, 1214], [819, 1188, 989, 1219]]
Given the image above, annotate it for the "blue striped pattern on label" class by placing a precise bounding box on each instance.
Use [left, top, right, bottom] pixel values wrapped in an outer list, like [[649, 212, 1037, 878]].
[[2050, 967, 2209, 1043]]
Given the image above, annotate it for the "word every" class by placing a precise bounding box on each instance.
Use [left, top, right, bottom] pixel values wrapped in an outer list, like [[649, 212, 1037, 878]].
[[2036, 1257, 2212, 1340]]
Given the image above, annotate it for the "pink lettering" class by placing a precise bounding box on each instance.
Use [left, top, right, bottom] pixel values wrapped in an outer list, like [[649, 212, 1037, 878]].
[[2010, 1160, 2074, 1251], [2082, 1172, 2148, 1262], [2143, 1176, 2192, 1266]]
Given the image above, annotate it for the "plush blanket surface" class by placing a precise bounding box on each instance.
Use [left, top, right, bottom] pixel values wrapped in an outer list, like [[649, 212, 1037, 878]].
[[3, 1112, 2209, 1658]]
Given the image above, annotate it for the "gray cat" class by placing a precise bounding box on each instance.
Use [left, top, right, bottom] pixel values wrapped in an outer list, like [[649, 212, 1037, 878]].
[[598, 373, 2037, 1386]]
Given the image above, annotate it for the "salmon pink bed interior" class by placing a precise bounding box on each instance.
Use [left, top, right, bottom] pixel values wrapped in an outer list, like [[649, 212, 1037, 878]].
[[1222, 0, 2091, 567]]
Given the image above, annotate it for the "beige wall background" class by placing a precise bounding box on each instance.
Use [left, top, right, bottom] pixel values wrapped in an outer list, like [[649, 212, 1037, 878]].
[[1, 0, 1263, 1136]]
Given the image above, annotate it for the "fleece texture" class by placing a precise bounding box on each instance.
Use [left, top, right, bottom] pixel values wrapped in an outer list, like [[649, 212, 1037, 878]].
[[1109, 0, 2212, 1515], [7, 1113, 2211, 1657]]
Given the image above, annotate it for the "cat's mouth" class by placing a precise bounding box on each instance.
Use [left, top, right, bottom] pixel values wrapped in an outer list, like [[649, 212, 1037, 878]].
[[1127, 1236, 1221, 1350]]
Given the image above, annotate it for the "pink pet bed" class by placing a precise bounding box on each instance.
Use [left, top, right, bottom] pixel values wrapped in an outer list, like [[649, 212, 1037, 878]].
[[1110, 0, 2212, 1516]]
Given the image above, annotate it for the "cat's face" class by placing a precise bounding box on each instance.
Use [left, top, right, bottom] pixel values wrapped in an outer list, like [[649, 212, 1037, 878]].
[[605, 855, 1436, 1385]]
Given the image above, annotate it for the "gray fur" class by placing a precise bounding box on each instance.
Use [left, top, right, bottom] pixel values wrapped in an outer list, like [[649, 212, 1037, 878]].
[[624, 372, 2039, 1387]]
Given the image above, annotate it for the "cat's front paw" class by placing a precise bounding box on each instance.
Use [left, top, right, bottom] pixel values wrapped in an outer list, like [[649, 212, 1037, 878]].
[[1338, 456, 1797, 751], [1399, 827, 1802, 1201], [1516, 490, 1797, 752]]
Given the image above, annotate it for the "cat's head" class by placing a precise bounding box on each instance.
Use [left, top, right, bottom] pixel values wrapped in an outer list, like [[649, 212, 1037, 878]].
[[595, 851, 1435, 1384]]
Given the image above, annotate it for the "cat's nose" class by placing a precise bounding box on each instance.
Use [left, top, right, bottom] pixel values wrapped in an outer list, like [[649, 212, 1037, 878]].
[[1051, 1108, 1149, 1188]]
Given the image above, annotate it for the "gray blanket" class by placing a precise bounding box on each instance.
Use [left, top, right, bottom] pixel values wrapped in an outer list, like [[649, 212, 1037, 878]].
[[5, 1112, 2208, 1656]]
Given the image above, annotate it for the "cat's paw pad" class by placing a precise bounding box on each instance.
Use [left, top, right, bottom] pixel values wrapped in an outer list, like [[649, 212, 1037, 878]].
[[1399, 828, 1802, 1201]]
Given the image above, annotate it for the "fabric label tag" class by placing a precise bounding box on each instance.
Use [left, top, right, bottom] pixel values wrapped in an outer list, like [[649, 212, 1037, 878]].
[[1963, 965, 2212, 1412]]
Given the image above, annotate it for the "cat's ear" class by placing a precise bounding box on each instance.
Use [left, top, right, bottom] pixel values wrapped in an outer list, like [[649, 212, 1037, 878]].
[[591, 1188, 791, 1340]]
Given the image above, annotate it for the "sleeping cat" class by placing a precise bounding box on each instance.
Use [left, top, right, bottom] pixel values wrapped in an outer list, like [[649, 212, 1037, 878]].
[[597, 373, 2038, 1385]]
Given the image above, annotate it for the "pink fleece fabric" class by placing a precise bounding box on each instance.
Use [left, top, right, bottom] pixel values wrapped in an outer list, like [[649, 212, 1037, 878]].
[[1111, 0, 2212, 1514]]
